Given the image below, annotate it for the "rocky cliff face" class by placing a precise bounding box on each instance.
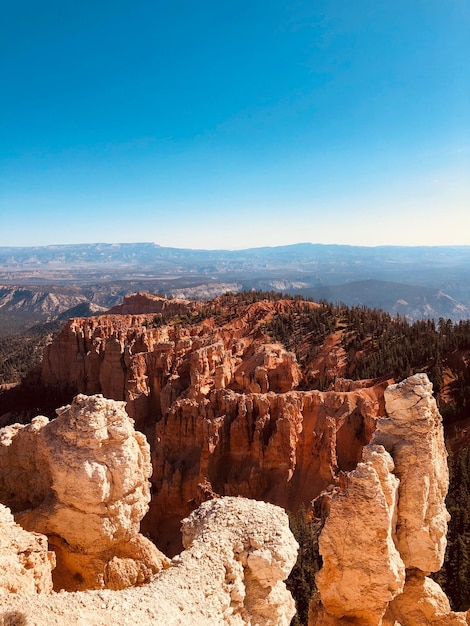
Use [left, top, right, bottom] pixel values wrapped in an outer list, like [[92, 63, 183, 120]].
[[39, 296, 389, 551], [0, 394, 168, 591], [310, 373, 468, 626], [0, 497, 298, 626], [149, 385, 384, 553], [40, 298, 306, 413]]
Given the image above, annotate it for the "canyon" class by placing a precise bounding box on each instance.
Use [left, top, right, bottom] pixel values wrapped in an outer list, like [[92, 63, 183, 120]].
[[0, 292, 469, 624], [0, 371, 465, 624], [39, 293, 389, 552]]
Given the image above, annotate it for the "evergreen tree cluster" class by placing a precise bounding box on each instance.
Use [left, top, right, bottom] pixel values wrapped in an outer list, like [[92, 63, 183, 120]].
[[262, 301, 336, 351], [0, 334, 43, 384], [434, 446, 470, 611], [264, 300, 470, 421], [287, 507, 322, 625]]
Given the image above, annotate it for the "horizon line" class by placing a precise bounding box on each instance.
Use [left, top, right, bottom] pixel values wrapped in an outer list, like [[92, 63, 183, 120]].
[[1, 241, 470, 252]]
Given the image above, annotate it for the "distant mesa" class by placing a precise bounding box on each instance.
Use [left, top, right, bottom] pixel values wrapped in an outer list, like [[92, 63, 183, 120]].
[[106, 292, 193, 316]]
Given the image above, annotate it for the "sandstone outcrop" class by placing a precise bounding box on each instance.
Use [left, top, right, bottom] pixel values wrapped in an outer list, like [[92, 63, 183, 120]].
[[106, 292, 194, 316], [0, 503, 55, 595], [0, 394, 168, 591], [383, 570, 468, 626], [311, 374, 467, 626], [40, 302, 305, 415], [315, 444, 405, 624], [372, 374, 450, 573], [0, 497, 298, 626]]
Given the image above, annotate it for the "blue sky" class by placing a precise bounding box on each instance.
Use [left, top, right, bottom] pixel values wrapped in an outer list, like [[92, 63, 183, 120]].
[[1, 0, 469, 249]]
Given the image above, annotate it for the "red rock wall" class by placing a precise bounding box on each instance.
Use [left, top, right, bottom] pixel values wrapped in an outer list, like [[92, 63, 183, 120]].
[[40, 297, 388, 553]]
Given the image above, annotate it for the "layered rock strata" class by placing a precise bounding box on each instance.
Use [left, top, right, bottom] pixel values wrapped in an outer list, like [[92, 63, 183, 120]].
[[0, 497, 298, 626], [311, 374, 467, 626], [0, 394, 168, 591]]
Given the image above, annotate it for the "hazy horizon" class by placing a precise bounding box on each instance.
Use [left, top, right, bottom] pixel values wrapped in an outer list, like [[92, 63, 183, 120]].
[[1, 1, 469, 249], [2, 240, 470, 253]]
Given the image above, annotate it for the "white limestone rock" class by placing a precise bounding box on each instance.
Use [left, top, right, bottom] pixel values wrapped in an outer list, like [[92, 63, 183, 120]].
[[0, 503, 55, 595], [315, 444, 405, 623], [0, 497, 298, 626], [1, 394, 168, 591], [372, 373, 450, 573]]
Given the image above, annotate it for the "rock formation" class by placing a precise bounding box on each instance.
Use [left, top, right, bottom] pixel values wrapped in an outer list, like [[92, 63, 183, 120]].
[[0, 497, 298, 626], [0, 503, 55, 595], [39, 296, 389, 550], [373, 374, 450, 573], [314, 444, 405, 624], [0, 394, 168, 591], [40, 301, 306, 413], [2, 286, 470, 624], [311, 374, 468, 626], [148, 385, 384, 553], [383, 571, 468, 626]]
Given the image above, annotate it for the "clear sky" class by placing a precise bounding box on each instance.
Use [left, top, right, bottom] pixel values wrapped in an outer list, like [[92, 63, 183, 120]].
[[1, 0, 469, 249]]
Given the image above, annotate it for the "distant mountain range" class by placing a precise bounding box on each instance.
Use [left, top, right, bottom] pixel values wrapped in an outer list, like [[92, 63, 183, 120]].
[[1, 242, 469, 332], [297, 280, 470, 322]]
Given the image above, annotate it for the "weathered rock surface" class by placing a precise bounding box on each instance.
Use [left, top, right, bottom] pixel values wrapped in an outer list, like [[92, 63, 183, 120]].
[[315, 444, 405, 623], [0, 497, 298, 626], [311, 374, 465, 626], [2, 292, 468, 623], [40, 302, 304, 413], [0, 394, 168, 591], [0, 503, 55, 595], [383, 570, 468, 626], [372, 374, 450, 573], [106, 292, 194, 316]]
